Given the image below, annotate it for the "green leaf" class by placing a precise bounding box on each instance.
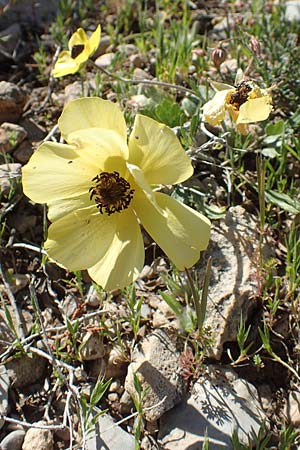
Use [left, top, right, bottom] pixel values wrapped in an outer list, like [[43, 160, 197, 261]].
[[261, 147, 280, 158], [154, 98, 186, 127], [202, 203, 227, 219], [159, 291, 184, 316], [265, 189, 300, 214], [265, 119, 285, 136], [90, 378, 111, 406], [133, 372, 142, 396], [181, 97, 197, 116]]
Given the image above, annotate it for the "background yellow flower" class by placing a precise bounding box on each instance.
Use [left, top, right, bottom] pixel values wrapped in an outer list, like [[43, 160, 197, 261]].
[[52, 25, 101, 77], [203, 77, 272, 133]]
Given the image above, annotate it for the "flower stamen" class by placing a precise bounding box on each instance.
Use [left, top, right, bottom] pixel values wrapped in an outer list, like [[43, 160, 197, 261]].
[[89, 171, 134, 216], [71, 44, 85, 59], [229, 81, 252, 110]]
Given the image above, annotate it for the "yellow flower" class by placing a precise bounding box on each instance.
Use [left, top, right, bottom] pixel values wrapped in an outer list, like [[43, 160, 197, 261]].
[[52, 25, 101, 78], [203, 75, 272, 133], [22, 98, 211, 291]]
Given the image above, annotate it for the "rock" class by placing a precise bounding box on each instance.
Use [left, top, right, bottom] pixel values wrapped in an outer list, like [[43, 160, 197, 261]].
[[133, 68, 152, 80], [0, 429, 25, 450], [0, 305, 32, 336], [18, 118, 46, 142], [94, 52, 115, 69], [0, 316, 15, 354], [119, 389, 134, 414], [284, 390, 300, 426], [124, 329, 186, 421], [0, 162, 21, 195], [0, 366, 9, 430], [129, 53, 146, 68], [0, 23, 21, 62], [85, 285, 103, 307], [96, 35, 111, 56], [5, 353, 46, 389], [12, 140, 33, 164], [159, 366, 268, 449], [0, 0, 58, 29], [203, 206, 263, 359], [22, 422, 54, 450], [152, 300, 177, 328], [63, 80, 96, 104], [79, 331, 106, 361], [0, 82, 26, 124], [0, 274, 30, 294], [285, 1, 300, 21], [220, 58, 238, 75], [86, 412, 135, 450], [117, 43, 138, 56]]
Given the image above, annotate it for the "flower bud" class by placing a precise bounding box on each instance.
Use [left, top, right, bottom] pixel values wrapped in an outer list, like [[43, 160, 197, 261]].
[[211, 47, 227, 67], [249, 36, 261, 56]]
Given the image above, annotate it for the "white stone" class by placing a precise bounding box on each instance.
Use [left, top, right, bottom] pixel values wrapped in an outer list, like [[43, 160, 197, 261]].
[[0, 366, 9, 430], [22, 423, 54, 450], [159, 366, 268, 449], [284, 390, 300, 426], [202, 206, 265, 359], [86, 413, 135, 450], [0, 429, 25, 450], [285, 1, 300, 21], [124, 329, 186, 421]]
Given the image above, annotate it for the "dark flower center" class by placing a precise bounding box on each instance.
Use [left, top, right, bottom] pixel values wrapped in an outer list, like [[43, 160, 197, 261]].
[[89, 171, 134, 216], [229, 81, 252, 109], [71, 44, 85, 59]]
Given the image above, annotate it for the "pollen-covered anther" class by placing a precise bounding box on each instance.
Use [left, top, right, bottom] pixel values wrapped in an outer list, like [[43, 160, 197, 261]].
[[89, 171, 134, 215], [229, 81, 253, 110]]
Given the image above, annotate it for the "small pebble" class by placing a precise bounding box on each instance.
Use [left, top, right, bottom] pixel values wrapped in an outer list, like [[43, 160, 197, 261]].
[[0, 429, 25, 450]]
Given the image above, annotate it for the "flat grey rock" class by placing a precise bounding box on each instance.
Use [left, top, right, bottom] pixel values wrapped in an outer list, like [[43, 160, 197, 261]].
[[0, 365, 9, 429], [86, 413, 135, 450], [124, 329, 186, 421], [202, 206, 267, 359], [159, 366, 268, 449]]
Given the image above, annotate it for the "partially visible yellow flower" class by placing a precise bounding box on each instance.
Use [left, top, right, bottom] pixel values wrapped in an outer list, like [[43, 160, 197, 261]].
[[203, 73, 272, 133], [22, 98, 211, 291], [52, 25, 101, 78]]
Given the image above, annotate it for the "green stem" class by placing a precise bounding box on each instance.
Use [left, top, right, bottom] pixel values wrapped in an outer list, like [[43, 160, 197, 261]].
[[89, 59, 195, 96]]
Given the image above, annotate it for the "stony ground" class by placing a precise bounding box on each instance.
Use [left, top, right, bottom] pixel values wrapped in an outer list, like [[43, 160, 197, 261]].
[[0, 0, 300, 449]]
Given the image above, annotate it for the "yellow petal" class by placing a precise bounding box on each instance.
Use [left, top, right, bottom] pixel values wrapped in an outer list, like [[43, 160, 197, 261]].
[[210, 80, 234, 91], [132, 189, 211, 270], [47, 193, 91, 222], [203, 89, 232, 126], [52, 51, 81, 78], [67, 127, 129, 170], [58, 97, 127, 142], [237, 97, 273, 124], [88, 208, 144, 291], [127, 163, 160, 210], [86, 24, 101, 56], [128, 114, 193, 185], [68, 28, 88, 49], [22, 142, 96, 203], [45, 206, 116, 270]]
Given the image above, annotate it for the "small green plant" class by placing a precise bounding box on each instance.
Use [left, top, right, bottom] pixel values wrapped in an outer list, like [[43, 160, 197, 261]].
[[80, 377, 111, 437], [230, 315, 253, 365], [131, 372, 150, 450], [125, 285, 143, 343]]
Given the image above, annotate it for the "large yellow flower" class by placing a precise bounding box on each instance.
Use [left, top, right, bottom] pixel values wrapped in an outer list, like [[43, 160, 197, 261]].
[[203, 77, 272, 134], [22, 98, 211, 291], [52, 25, 101, 78]]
